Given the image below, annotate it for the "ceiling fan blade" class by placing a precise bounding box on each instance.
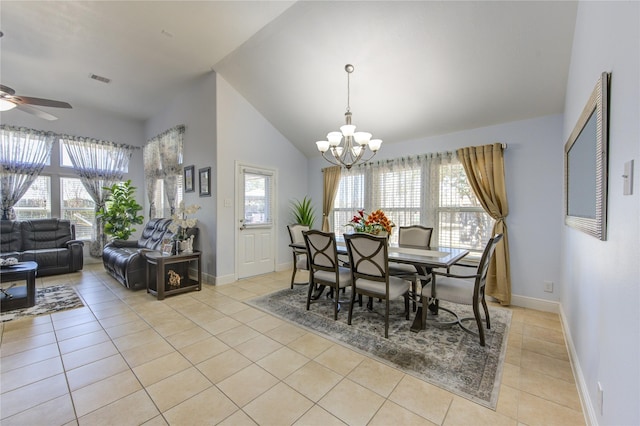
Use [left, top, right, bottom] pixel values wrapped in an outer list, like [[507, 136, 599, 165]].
[[0, 85, 16, 95], [13, 96, 72, 109], [15, 104, 59, 121]]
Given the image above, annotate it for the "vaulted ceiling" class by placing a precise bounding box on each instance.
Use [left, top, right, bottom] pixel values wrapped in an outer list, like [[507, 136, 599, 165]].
[[0, 1, 577, 157]]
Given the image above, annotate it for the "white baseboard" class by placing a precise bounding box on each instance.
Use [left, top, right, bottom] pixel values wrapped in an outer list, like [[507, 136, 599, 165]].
[[559, 305, 596, 426], [509, 294, 560, 313], [214, 273, 236, 286], [277, 261, 293, 272]]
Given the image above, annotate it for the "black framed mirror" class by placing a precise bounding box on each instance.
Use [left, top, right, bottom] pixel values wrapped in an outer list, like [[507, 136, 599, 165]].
[[564, 72, 610, 240]]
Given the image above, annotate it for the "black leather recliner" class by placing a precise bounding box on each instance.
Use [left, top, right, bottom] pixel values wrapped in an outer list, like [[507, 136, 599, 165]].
[[102, 218, 173, 289], [0, 219, 84, 276]]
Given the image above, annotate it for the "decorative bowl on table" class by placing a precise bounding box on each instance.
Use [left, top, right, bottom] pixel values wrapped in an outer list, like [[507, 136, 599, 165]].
[[0, 257, 19, 268]]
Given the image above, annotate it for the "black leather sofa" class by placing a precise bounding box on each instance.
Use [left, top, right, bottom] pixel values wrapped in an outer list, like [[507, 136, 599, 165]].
[[0, 219, 84, 276], [102, 218, 173, 289]]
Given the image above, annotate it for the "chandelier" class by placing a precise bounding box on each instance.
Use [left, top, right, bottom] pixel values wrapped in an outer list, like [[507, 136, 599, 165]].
[[316, 64, 382, 169]]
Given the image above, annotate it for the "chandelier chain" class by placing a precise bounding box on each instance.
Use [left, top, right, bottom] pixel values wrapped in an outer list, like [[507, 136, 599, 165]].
[[346, 70, 351, 113]]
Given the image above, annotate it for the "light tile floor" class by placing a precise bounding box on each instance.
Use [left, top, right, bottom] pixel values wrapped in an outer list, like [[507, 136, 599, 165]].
[[0, 264, 586, 425]]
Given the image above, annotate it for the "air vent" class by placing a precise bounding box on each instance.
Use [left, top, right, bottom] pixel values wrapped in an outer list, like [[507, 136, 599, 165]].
[[89, 74, 111, 84]]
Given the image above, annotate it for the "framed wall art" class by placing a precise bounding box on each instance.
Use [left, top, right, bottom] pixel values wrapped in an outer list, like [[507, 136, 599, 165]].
[[199, 167, 211, 197], [564, 72, 610, 240], [184, 165, 195, 193]]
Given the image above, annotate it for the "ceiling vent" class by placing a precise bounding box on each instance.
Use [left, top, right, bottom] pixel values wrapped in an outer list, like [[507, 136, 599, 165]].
[[89, 74, 111, 84]]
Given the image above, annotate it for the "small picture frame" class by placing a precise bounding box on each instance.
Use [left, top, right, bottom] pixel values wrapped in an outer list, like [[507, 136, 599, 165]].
[[184, 165, 195, 193], [161, 239, 173, 256], [199, 167, 211, 197]]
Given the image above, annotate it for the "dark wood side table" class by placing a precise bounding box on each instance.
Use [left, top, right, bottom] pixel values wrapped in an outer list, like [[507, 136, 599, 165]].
[[144, 251, 202, 300], [0, 261, 38, 311]]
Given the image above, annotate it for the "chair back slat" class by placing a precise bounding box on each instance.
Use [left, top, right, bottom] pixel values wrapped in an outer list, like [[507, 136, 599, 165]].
[[345, 233, 388, 280], [304, 230, 338, 272], [398, 225, 433, 249]]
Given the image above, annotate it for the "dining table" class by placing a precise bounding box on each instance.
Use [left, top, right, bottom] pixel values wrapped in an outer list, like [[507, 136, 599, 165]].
[[289, 237, 470, 332]]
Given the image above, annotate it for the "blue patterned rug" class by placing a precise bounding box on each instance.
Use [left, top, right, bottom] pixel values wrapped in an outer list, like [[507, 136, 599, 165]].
[[247, 285, 511, 409], [1, 285, 84, 323]]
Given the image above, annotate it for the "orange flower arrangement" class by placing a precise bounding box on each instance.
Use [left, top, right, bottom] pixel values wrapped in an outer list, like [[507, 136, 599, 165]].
[[346, 209, 395, 235]]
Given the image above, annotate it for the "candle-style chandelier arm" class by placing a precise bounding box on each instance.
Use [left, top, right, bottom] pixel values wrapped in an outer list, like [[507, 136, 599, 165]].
[[318, 141, 379, 170], [315, 64, 382, 169]]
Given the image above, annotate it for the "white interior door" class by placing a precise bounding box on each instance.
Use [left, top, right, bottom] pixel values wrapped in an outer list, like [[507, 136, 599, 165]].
[[237, 165, 276, 279]]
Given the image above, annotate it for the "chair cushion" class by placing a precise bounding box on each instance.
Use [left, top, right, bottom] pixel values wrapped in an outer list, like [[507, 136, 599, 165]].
[[424, 276, 474, 305], [356, 276, 409, 299], [388, 262, 417, 276], [313, 267, 352, 288]]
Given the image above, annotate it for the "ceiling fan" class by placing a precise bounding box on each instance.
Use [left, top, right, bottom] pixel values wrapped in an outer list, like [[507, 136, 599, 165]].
[[0, 84, 72, 121]]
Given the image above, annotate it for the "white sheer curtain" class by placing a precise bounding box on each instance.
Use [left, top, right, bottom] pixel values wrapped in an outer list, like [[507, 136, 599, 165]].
[[144, 125, 184, 216], [62, 136, 137, 257], [335, 151, 458, 246], [143, 141, 160, 218], [0, 125, 55, 220]]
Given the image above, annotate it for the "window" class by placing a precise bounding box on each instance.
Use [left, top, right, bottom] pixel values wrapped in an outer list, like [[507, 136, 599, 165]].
[[436, 162, 493, 254], [242, 170, 272, 226], [374, 167, 422, 245], [60, 140, 129, 172], [14, 175, 51, 220], [61, 178, 95, 240], [332, 155, 493, 254], [152, 176, 183, 218], [333, 172, 364, 238]]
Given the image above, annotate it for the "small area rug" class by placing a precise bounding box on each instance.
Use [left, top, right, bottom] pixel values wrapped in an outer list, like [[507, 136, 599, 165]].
[[1, 285, 84, 323], [247, 286, 511, 409]]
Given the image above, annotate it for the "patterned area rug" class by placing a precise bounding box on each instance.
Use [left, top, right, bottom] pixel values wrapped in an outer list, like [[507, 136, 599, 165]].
[[1, 285, 84, 323], [247, 286, 511, 409]]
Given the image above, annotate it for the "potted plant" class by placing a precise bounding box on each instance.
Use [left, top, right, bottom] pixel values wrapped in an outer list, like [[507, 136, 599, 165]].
[[96, 180, 144, 241], [168, 202, 201, 253], [290, 196, 316, 228]]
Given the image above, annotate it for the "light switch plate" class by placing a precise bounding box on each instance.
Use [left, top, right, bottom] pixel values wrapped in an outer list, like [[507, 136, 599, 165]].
[[623, 160, 634, 195]]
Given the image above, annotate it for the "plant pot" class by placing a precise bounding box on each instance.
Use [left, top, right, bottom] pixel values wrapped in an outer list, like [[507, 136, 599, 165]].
[[177, 236, 194, 254]]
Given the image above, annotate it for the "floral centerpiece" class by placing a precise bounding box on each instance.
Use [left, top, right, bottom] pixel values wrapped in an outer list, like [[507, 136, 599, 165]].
[[345, 209, 395, 235], [168, 202, 201, 253]]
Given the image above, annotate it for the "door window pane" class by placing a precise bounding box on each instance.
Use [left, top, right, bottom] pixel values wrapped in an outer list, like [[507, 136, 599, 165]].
[[243, 171, 272, 226]]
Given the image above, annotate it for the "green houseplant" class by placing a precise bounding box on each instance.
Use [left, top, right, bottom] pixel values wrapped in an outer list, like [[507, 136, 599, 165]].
[[290, 196, 316, 228], [96, 180, 144, 241]]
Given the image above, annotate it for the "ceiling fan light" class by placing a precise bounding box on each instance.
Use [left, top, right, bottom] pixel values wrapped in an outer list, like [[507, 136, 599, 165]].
[[369, 139, 382, 152], [316, 141, 330, 153], [327, 132, 343, 146], [353, 132, 372, 145], [0, 99, 16, 111], [340, 124, 356, 137]]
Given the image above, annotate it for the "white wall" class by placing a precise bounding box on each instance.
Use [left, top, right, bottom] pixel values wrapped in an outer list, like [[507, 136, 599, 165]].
[[145, 73, 217, 280], [216, 75, 309, 284], [309, 114, 565, 304], [561, 2, 639, 425]]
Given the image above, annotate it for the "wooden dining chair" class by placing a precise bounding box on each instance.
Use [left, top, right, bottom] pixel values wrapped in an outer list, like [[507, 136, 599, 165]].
[[421, 233, 503, 346], [303, 230, 352, 320], [389, 225, 433, 311], [345, 233, 411, 338], [287, 224, 309, 289]]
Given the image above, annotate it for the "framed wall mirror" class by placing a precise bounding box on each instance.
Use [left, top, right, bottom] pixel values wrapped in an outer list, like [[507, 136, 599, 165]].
[[564, 72, 610, 240]]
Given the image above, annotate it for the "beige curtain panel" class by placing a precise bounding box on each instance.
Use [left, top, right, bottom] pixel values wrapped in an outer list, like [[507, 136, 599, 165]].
[[322, 166, 342, 232], [457, 143, 512, 305]]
